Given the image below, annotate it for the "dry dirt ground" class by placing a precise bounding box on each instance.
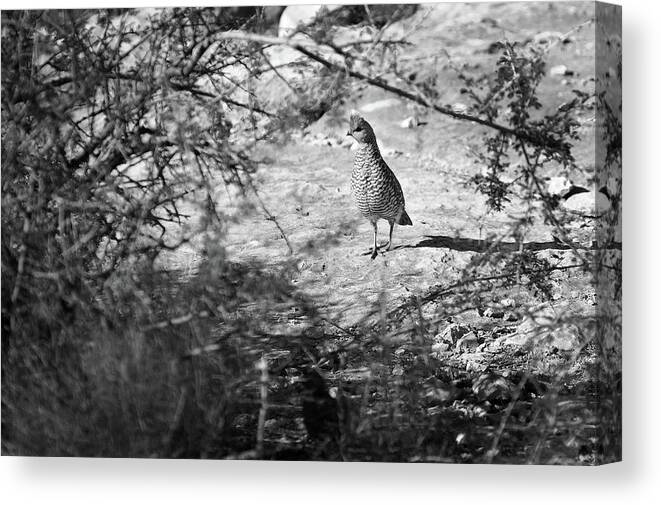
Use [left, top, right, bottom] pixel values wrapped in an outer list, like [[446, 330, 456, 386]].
[[212, 2, 600, 329]]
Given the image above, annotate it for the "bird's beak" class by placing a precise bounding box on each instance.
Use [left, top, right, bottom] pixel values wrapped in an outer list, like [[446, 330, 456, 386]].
[[346, 130, 352, 137]]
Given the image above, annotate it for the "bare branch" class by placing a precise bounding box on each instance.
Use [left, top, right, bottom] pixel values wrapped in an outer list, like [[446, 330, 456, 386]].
[[213, 30, 563, 150]]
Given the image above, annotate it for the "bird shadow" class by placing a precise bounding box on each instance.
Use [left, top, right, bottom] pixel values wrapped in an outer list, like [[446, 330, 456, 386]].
[[394, 234, 622, 253]]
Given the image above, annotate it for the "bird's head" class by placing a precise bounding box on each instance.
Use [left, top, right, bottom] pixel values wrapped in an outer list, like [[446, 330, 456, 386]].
[[347, 110, 375, 144]]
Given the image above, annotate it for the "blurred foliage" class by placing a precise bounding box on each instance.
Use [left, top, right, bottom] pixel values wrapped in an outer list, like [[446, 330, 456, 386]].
[[2, 6, 620, 464]]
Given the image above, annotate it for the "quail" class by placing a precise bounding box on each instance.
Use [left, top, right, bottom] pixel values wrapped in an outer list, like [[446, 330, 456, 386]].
[[347, 111, 412, 259]]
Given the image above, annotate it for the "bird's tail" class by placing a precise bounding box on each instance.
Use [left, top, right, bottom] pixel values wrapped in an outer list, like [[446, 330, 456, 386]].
[[398, 210, 413, 226]]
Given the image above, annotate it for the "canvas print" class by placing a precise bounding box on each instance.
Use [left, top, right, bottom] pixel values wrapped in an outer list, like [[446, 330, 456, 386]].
[[1, 2, 621, 464]]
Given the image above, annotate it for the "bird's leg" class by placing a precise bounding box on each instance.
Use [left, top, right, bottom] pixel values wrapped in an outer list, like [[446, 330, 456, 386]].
[[383, 220, 395, 251], [371, 221, 378, 259]]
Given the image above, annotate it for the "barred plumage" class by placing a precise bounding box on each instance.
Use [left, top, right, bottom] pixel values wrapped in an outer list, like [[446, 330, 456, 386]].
[[347, 111, 412, 259]]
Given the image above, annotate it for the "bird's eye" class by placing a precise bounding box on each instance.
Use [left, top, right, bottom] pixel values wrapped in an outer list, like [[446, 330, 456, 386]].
[[354, 126, 363, 132]]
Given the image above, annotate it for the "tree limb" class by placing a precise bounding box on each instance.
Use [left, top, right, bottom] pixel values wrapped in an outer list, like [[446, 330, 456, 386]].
[[214, 30, 563, 150]]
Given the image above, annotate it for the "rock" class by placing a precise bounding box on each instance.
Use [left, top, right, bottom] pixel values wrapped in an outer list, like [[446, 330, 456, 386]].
[[435, 323, 473, 345], [546, 177, 613, 216], [264, 418, 278, 429], [502, 308, 582, 351], [278, 5, 341, 37], [399, 116, 420, 129], [550, 64, 573, 76], [431, 341, 450, 354], [464, 355, 488, 373], [424, 385, 456, 402], [483, 307, 504, 319], [232, 413, 252, 429], [472, 373, 513, 402], [563, 188, 612, 216], [547, 176, 573, 196], [549, 65, 566, 76], [503, 311, 519, 322], [500, 298, 516, 308], [430, 341, 452, 361], [456, 332, 479, 351]]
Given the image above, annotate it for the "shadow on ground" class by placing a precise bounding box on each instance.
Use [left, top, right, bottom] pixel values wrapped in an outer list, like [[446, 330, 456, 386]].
[[393, 235, 622, 253]]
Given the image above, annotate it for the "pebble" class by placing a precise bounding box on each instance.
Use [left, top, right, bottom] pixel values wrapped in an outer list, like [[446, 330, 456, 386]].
[[399, 116, 419, 128], [550, 64, 574, 76]]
